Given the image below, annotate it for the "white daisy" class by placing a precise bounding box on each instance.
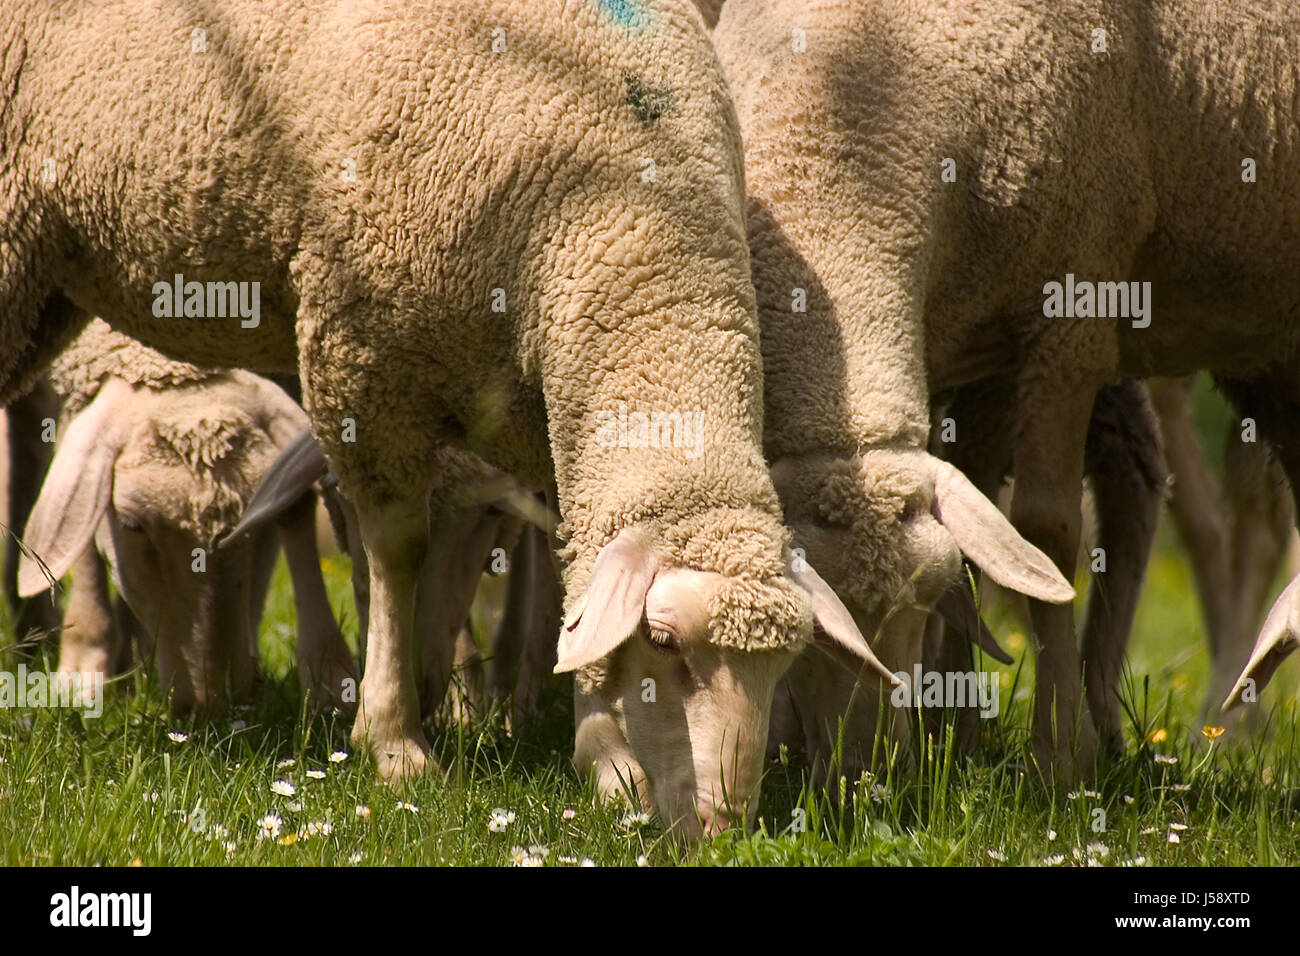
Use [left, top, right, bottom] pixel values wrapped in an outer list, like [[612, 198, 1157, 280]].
[[488, 808, 516, 832]]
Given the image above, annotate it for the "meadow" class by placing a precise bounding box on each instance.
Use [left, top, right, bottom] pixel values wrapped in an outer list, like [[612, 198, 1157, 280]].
[[1, 379, 1297, 867]]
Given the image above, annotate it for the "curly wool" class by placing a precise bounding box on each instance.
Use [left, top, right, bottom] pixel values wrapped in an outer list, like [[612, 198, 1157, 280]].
[[49, 319, 218, 415], [48, 320, 281, 542]]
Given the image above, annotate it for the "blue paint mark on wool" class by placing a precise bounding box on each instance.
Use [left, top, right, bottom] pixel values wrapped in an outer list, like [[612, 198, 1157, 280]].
[[598, 0, 650, 30]]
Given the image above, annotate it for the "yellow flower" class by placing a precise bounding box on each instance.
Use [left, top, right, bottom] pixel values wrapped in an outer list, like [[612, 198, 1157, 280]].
[[1147, 728, 1167, 744], [1006, 632, 1027, 652], [129, 858, 143, 867], [1201, 725, 1225, 741], [277, 833, 298, 846]]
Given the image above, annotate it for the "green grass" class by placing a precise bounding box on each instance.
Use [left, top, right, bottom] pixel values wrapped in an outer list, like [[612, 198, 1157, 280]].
[[2, 515, 1299, 867]]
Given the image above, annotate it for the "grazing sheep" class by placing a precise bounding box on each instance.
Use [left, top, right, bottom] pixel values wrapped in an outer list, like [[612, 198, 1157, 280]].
[[16, 320, 355, 713], [768, 380, 1164, 777], [0, 0, 897, 828], [716, 0, 1300, 776]]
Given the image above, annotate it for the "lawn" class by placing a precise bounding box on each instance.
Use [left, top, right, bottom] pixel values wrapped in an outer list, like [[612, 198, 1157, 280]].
[[2, 381, 1298, 867]]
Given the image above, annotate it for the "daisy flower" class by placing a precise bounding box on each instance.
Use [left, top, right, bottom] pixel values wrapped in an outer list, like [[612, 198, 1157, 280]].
[[488, 808, 516, 832]]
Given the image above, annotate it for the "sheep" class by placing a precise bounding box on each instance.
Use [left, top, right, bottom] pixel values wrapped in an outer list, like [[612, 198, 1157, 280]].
[[767, 380, 1165, 778], [0, 0, 901, 831], [15, 319, 355, 713], [715, 0, 1300, 776]]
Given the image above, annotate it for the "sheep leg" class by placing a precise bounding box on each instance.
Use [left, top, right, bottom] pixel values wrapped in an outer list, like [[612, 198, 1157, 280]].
[[278, 491, 357, 711], [1012, 372, 1100, 781], [349, 495, 431, 783], [573, 684, 651, 811], [1204, 427, 1292, 729], [510, 527, 562, 734], [57, 546, 121, 689], [443, 627, 485, 726], [415, 504, 502, 721], [1214, 370, 1300, 707], [1148, 378, 1235, 669], [1079, 380, 1165, 755], [4, 380, 62, 653], [487, 529, 533, 706], [928, 375, 1017, 754]]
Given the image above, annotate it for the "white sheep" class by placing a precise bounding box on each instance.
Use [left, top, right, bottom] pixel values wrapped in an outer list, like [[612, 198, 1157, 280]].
[[16, 320, 355, 713], [0, 0, 893, 833], [716, 0, 1300, 776]]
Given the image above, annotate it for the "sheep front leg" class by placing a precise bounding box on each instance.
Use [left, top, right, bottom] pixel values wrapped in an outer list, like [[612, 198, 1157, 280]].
[[58, 546, 120, 688], [279, 492, 357, 711], [415, 504, 502, 721], [1012, 375, 1100, 782], [1080, 381, 1165, 755], [5, 380, 62, 650], [350, 495, 432, 784]]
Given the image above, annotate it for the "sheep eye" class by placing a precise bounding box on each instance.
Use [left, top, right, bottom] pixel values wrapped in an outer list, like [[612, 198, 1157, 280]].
[[645, 627, 679, 655]]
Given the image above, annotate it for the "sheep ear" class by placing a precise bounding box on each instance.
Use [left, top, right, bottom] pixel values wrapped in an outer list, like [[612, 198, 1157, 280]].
[[935, 576, 1013, 664], [220, 427, 327, 547], [17, 379, 129, 597], [928, 457, 1075, 604], [785, 550, 900, 686], [1222, 571, 1300, 712], [554, 529, 658, 673]]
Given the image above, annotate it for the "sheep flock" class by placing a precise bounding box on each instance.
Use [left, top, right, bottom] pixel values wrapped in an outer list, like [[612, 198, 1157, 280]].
[[2, 0, 1299, 855]]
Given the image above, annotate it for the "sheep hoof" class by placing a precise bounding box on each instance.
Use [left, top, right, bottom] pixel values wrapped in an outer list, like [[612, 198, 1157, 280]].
[[370, 736, 434, 785]]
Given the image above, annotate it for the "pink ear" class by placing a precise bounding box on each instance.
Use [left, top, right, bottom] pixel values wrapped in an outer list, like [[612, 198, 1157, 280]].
[[929, 457, 1075, 603], [785, 550, 900, 686], [18, 379, 129, 598], [554, 529, 659, 673], [1222, 571, 1300, 712]]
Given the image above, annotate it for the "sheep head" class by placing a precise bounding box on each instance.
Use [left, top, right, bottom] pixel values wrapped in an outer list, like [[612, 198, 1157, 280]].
[[557, 522, 895, 839], [767, 448, 1074, 763], [18, 371, 308, 713]]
